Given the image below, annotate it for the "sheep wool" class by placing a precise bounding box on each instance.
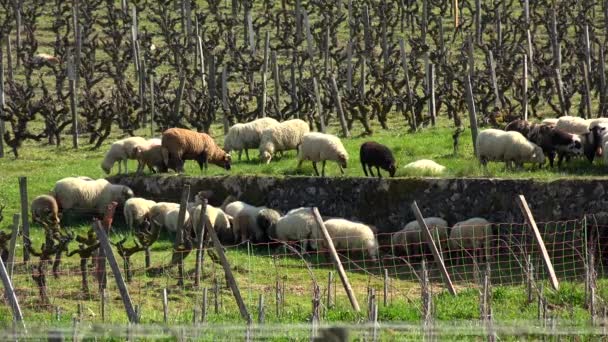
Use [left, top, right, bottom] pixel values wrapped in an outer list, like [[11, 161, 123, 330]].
[[273, 207, 320, 251], [31, 195, 60, 226], [224, 117, 279, 161], [101, 136, 148, 174], [134, 144, 167, 174], [259, 119, 310, 163], [51, 177, 134, 215], [224, 201, 267, 242], [148, 202, 180, 231], [541, 118, 558, 126], [555, 116, 590, 135], [448, 218, 492, 250], [393, 217, 448, 257], [189, 204, 234, 243], [123, 197, 157, 231], [297, 132, 349, 176], [322, 218, 379, 261], [161, 128, 231, 172], [402, 159, 446, 175], [476, 129, 545, 169]]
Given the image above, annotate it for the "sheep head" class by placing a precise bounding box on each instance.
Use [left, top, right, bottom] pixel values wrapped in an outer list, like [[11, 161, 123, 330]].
[[260, 151, 272, 164], [387, 163, 397, 177]]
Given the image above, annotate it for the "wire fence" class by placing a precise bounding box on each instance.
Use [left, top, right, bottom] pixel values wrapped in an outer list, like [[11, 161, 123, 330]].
[[0, 215, 601, 326]]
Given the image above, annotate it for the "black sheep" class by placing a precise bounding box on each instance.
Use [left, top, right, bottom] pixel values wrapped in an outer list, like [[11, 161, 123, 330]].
[[360, 141, 396, 178]]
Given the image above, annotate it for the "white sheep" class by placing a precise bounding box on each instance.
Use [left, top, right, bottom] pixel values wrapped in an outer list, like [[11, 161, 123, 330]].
[[588, 118, 608, 130], [476, 129, 545, 169], [541, 118, 558, 126], [259, 119, 310, 164], [322, 218, 379, 262], [271, 207, 322, 251], [392, 217, 448, 259], [555, 116, 590, 135], [297, 132, 349, 176], [224, 201, 267, 242], [188, 204, 234, 243], [402, 159, 446, 176], [123, 197, 157, 231], [101, 137, 149, 174], [51, 177, 134, 215], [224, 118, 279, 161], [147, 202, 184, 233], [448, 217, 492, 251]]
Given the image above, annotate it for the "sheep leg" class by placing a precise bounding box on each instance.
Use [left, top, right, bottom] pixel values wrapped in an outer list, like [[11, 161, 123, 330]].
[[362, 162, 369, 177], [338, 163, 344, 175], [376, 166, 382, 178], [312, 162, 320, 176], [237, 150, 243, 161], [548, 151, 556, 168], [368, 165, 375, 177], [245, 149, 250, 161], [124, 159, 128, 174], [297, 159, 304, 171], [321, 161, 327, 177]]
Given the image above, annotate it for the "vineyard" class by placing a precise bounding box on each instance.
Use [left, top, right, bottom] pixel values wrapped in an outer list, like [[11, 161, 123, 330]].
[[2, 0, 608, 340]]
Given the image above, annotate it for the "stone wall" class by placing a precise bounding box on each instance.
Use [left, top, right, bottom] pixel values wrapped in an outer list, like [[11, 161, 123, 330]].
[[108, 175, 608, 232]]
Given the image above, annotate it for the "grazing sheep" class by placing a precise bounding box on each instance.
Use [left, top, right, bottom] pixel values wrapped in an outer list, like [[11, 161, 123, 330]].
[[259, 119, 310, 163], [31, 195, 60, 226], [32, 53, 60, 67], [256, 209, 281, 237], [322, 218, 379, 262], [360, 141, 396, 178], [101, 136, 148, 174], [123, 197, 156, 231], [224, 201, 268, 242], [161, 128, 231, 173], [402, 159, 446, 175], [588, 118, 608, 130], [297, 132, 349, 176], [272, 207, 320, 251], [476, 129, 545, 169], [147, 202, 182, 233], [393, 217, 449, 259], [224, 118, 280, 161], [505, 119, 583, 167], [555, 116, 590, 135], [51, 177, 134, 215], [188, 204, 234, 244], [448, 218, 492, 251], [134, 144, 167, 175]]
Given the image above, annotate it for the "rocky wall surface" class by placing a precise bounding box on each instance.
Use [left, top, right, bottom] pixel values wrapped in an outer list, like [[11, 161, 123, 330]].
[[107, 175, 608, 232]]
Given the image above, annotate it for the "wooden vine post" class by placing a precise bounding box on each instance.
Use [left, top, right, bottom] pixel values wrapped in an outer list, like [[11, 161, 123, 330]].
[[311, 207, 360, 312], [516, 195, 559, 291]]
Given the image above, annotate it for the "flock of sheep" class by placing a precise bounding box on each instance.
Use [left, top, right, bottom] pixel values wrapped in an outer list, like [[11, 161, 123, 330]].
[[477, 116, 608, 170], [30, 176, 492, 263]]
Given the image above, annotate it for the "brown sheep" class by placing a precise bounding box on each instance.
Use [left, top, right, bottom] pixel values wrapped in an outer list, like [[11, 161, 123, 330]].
[[161, 128, 232, 173], [133, 144, 168, 175], [31, 195, 60, 226]]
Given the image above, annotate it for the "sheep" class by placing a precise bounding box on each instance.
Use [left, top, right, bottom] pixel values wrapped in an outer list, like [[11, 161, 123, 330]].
[[541, 118, 558, 126], [402, 159, 446, 176], [476, 129, 545, 170], [123, 197, 157, 231], [224, 201, 268, 242], [32, 53, 60, 67], [134, 144, 167, 175], [224, 118, 279, 161], [449, 218, 493, 264], [555, 116, 590, 135], [272, 207, 320, 251], [360, 141, 396, 178], [296, 132, 349, 176], [51, 177, 134, 215], [505, 119, 583, 167], [147, 202, 182, 233], [188, 204, 234, 244], [259, 119, 310, 164], [31, 195, 60, 226], [322, 218, 379, 262], [392, 217, 448, 260], [161, 128, 231, 173], [256, 209, 281, 237], [101, 136, 148, 174]]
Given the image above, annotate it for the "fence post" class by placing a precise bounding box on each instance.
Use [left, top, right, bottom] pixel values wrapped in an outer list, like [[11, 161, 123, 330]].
[[0, 254, 26, 332], [411, 201, 457, 296], [93, 220, 139, 323], [174, 184, 190, 287], [18, 177, 30, 263], [8, 214, 19, 278], [523, 55, 528, 121], [194, 199, 208, 288], [427, 63, 436, 126], [207, 217, 251, 323], [516, 195, 559, 291], [311, 207, 360, 312]]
